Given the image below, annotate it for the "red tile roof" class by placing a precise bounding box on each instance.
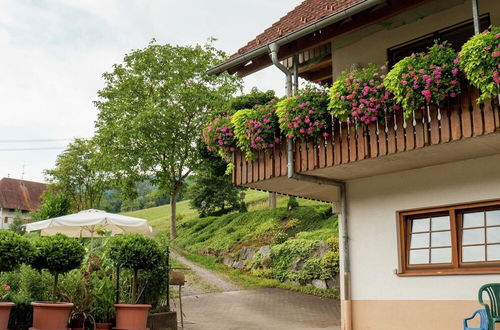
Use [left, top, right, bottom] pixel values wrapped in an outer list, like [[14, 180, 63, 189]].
[[231, 0, 364, 59], [0, 178, 47, 211]]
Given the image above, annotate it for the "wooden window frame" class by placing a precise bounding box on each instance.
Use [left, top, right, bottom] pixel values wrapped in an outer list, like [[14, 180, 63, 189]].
[[398, 200, 500, 276]]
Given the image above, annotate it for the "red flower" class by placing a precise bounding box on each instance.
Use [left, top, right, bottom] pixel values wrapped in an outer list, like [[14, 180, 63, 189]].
[[2, 285, 10, 291]]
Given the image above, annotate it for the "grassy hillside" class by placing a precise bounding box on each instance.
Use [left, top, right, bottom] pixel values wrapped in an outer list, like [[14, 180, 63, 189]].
[[174, 204, 337, 255], [123, 189, 271, 231]]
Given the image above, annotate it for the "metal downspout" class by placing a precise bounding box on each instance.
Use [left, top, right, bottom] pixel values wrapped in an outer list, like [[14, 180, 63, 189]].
[[270, 43, 351, 330]]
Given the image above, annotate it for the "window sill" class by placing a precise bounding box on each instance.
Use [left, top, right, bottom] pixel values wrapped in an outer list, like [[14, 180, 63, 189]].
[[397, 269, 500, 277]]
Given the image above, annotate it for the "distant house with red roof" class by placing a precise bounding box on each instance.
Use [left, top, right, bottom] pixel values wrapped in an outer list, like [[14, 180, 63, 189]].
[[0, 177, 47, 229]]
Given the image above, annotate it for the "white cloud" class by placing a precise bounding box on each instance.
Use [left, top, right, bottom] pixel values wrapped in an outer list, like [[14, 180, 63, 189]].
[[0, 0, 301, 182]]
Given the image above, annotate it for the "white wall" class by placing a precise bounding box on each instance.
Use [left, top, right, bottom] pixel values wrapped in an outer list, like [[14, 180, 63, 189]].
[[0, 209, 31, 230], [347, 153, 500, 301], [331, 0, 500, 78]]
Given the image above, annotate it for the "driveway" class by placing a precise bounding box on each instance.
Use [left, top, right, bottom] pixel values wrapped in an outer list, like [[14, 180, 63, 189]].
[[179, 288, 340, 330]]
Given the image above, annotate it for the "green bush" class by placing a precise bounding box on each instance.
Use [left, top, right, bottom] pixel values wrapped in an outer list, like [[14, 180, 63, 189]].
[[459, 26, 500, 102], [0, 231, 33, 273], [31, 233, 85, 302], [106, 233, 163, 303], [91, 272, 115, 322]]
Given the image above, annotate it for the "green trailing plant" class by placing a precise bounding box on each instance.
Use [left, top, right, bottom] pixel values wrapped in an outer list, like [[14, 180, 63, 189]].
[[459, 26, 500, 102], [105, 233, 163, 304], [31, 233, 85, 303], [329, 64, 392, 124], [384, 41, 461, 118], [232, 102, 280, 158], [276, 84, 330, 139]]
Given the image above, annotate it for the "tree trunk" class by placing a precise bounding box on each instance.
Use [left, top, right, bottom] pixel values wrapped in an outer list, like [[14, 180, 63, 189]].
[[170, 183, 181, 240], [269, 192, 277, 209]]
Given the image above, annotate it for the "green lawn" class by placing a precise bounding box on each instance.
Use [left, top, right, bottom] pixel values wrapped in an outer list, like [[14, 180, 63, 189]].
[[122, 189, 271, 231]]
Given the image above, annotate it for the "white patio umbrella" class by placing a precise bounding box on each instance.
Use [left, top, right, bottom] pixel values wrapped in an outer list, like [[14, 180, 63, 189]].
[[25, 209, 153, 238]]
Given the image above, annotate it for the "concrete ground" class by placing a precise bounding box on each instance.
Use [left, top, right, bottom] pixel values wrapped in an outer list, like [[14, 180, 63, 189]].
[[177, 288, 340, 330]]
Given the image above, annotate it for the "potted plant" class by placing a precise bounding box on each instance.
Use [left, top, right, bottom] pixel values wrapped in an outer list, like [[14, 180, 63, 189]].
[[30, 233, 85, 330], [90, 272, 115, 330], [276, 84, 330, 139], [106, 233, 163, 330], [0, 231, 33, 329], [459, 26, 500, 103]]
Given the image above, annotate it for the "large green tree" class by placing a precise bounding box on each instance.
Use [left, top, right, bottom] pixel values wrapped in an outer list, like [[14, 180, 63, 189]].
[[188, 143, 241, 217], [45, 138, 110, 211], [94, 40, 241, 239]]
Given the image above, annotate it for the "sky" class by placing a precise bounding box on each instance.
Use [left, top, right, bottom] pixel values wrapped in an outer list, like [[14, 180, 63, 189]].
[[0, 0, 303, 182]]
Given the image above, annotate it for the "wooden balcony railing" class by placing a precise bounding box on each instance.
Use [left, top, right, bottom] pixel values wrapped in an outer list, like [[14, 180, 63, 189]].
[[232, 85, 500, 186]]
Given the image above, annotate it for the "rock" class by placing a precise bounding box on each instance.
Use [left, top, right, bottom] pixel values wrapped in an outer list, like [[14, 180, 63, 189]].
[[326, 277, 339, 289], [311, 279, 328, 290], [240, 247, 256, 263], [232, 261, 245, 269], [291, 258, 304, 271], [285, 279, 300, 286], [259, 245, 271, 258], [223, 256, 234, 267], [313, 241, 328, 258]]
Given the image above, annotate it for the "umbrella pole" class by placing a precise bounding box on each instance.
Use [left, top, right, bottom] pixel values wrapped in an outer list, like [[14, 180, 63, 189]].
[[115, 265, 120, 304]]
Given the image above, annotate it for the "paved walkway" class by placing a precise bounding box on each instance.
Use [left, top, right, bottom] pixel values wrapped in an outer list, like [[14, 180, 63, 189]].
[[170, 251, 340, 330], [180, 288, 340, 330]]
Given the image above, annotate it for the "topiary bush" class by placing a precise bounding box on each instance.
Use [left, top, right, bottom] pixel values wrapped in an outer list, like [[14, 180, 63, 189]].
[[0, 231, 33, 273], [459, 26, 500, 102], [31, 233, 85, 302], [106, 233, 163, 304]]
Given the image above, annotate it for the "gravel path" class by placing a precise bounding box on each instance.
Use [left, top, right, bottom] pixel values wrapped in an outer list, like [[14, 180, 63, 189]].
[[170, 250, 241, 293]]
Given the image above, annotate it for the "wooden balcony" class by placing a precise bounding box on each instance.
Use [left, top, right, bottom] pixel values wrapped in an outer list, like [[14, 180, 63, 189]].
[[232, 85, 500, 201]]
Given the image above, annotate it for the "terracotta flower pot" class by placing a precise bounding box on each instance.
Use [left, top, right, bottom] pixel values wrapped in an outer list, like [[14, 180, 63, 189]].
[[0, 302, 15, 330], [114, 304, 151, 330], [31, 302, 73, 330], [95, 322, 112, 330]]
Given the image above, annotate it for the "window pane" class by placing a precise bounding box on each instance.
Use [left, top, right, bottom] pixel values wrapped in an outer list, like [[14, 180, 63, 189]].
[[487, 245, 500, 261], [432, 216, 450, 230], [463, 212, 484, 228], [409, 249, 429, 264], [463, 228, 485, 245], [462, 245, 485, 262], [487, 227, 500, 244], [487, 210, 500, 226], [431, 248, 452, 263], [412, 218, 430, 232], [410, 233, 429, 248], [431, 231, 451, 247]]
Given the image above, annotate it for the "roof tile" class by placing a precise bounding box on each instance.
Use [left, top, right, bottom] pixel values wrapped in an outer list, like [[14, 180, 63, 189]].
[[0, 178, 47, 211]]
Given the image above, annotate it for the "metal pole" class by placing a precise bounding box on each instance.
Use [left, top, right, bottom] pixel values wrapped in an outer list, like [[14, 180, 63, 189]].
[[115, 265, 120, 304], [471, 0, 480, 35], [166, 246, 171, 311], [293, 53, 299, 95]]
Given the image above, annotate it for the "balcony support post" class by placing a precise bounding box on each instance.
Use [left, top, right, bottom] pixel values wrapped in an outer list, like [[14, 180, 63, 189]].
[[472, 0, 480, 35]]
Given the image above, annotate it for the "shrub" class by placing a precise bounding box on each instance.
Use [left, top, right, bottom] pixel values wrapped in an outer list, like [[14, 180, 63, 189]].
[[106, 233, 163, 303], [0, 231, 33, 273], [232, 102, 280, 158], [31, 234, 85, 302], [384, 41, 461, 118], [202, 115, 236, 160], [276, 85, 330, 139], [273, 231, 288, 244], [287, 196, 299, 211], [329, 64, 392, 124], [459, 26, 500, 102], [283, 218, 301, 230]]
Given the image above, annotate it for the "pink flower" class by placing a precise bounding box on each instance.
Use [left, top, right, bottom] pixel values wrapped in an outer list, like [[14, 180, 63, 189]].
[[450, 92, 457, 98], [451, 68, 459, 76], [421, 89, 432, 103], [229, 147, 236, 152], [401, 80, 408, 86], [492, 51, 500, 58], [2, 285, 9, 291]]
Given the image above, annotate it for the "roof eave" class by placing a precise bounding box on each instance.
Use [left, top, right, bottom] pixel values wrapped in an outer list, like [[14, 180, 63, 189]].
[[208, 0, 386, 76]]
